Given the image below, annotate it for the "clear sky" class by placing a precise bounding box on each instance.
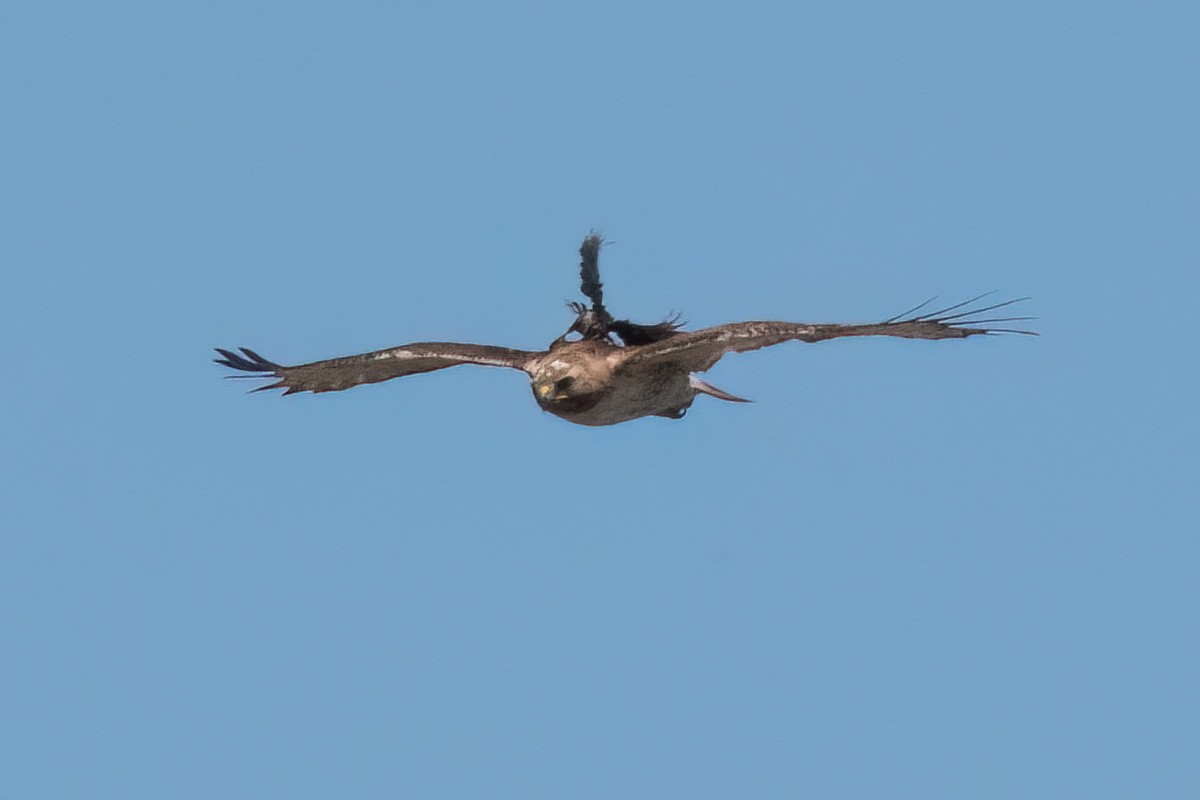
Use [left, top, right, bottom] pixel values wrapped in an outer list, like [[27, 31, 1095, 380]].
[[2, 1, 1197, 797]]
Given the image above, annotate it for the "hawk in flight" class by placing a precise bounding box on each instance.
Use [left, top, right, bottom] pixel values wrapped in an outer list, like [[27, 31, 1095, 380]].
[[215, 234, 1032, 426]]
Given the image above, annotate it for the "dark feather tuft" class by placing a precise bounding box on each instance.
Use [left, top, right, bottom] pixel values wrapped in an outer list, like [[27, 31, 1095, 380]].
[[213, 347, 281, 372], [610, 315, 685, 345]]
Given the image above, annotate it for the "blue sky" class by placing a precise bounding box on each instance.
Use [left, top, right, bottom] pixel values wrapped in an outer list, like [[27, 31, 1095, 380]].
[[2, 1, 1197, 797]]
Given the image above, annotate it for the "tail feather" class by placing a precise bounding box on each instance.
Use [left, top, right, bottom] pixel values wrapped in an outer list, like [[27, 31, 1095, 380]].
[[690, 375, 752, 403]]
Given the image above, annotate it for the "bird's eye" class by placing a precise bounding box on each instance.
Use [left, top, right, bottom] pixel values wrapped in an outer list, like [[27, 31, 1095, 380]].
[[554, 377, 575, 391]]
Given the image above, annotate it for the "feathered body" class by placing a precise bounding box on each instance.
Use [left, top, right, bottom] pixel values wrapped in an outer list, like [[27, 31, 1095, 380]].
[[215, 234, 1032, 426], [528, 339, 701, 425]]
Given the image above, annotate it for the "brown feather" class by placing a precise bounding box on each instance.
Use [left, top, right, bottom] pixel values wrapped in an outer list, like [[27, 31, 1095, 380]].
[[215, 343, 539, 395], [619, 298, 1034, 374]]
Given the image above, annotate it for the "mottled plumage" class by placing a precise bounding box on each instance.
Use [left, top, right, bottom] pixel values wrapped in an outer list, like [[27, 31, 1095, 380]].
[[215, 234, 1033, 426]]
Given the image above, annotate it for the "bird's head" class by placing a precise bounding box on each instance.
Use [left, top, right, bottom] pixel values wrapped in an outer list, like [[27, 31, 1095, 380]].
[[531, 361, 608, 413]]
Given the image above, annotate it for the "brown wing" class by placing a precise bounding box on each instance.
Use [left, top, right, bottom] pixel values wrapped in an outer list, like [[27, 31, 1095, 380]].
[[618, 296, 1034, 374], [214, 342, 541, 395]]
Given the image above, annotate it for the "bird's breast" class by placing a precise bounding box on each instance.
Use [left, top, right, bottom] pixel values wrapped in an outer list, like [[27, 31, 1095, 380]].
[[533, 388, 609, 416]]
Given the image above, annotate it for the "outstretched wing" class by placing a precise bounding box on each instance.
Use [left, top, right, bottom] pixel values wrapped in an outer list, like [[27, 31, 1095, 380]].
[[214, 342, 541, 395], [619, 296, 1035, 373]]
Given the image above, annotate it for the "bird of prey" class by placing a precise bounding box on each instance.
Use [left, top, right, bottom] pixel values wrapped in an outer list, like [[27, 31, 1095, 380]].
[[215, 234, 1033, 426]]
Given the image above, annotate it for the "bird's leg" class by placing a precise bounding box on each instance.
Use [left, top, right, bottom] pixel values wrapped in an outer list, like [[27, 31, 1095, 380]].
[[561, 302, 612, 342]]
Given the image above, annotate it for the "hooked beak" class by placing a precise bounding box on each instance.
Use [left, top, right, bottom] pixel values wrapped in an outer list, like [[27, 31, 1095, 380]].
[[534, 382, 555, 400]]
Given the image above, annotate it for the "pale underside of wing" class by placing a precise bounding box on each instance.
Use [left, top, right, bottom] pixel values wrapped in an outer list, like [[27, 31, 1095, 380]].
[[213, 342, 541, 395], [618, 296, 1035, 374]]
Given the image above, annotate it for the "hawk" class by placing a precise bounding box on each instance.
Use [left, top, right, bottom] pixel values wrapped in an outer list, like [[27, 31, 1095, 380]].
[[215, 234, 1033, 426]]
